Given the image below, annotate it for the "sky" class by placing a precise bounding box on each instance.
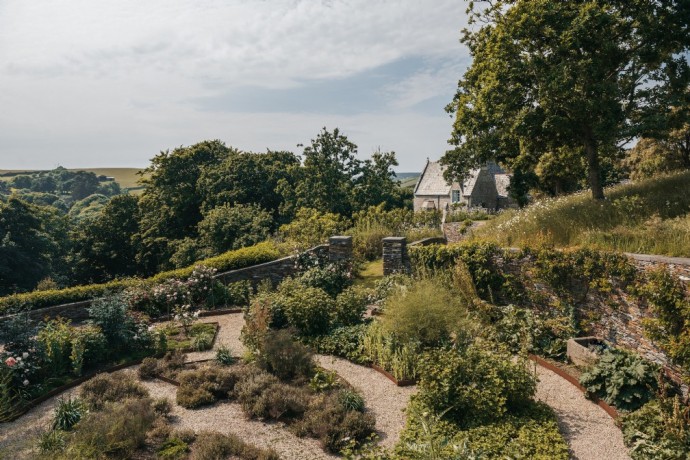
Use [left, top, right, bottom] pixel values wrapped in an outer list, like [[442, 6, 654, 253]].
[[0, 0, 471, 172]]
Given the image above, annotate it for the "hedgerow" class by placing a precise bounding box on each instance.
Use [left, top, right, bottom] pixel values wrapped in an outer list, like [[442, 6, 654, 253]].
[[0, 241, 284, 314]]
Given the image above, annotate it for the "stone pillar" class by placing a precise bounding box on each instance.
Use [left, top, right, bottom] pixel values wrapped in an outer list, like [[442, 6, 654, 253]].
[[329, 236, 353, 263], [383, 237, 410, 275]]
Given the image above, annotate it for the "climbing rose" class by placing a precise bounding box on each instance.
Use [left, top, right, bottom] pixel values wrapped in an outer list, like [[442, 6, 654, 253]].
[[5, 357, 17, 367]]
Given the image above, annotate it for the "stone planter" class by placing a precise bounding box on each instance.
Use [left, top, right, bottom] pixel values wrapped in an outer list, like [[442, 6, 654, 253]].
[[567, 336, 608, 368]]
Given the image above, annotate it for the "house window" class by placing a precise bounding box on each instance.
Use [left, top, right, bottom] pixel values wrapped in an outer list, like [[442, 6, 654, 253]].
[[451, 190, 461, 203]]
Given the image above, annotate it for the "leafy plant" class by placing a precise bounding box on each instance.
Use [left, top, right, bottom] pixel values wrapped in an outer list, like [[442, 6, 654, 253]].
[[622, 396, 690, 460], [580, 348, 660, 411], [215, 345, 235, 365], [256, 329, 314, 381], [362, 321, 420, 382], [309, 369, 340, 393], [53, 396, 87, 431], [338, 389, 365, 412]]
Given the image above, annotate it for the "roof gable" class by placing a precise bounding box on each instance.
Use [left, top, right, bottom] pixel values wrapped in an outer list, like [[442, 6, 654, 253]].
[[414, 161, 452, 195]]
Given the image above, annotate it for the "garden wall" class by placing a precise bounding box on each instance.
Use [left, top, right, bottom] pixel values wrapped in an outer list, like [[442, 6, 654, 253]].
[[2, 241, 343, 323]]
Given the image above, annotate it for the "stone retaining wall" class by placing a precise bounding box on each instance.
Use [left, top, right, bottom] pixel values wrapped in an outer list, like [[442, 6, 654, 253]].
[[3, 241, 347, 323]]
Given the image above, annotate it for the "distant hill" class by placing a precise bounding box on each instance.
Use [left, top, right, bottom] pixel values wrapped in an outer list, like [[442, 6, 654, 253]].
[[0, 168, 146, 193], [396, 172, 420, 189]]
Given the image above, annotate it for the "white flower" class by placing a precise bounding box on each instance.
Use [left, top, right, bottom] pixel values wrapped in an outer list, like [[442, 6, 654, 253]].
[[23, 379, 29, 386], [193, 311, 200, 318], [22, 352, 29, 359]]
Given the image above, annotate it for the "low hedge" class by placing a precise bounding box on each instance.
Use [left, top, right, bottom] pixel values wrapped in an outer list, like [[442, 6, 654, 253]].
[[0, 241, 285, 314]]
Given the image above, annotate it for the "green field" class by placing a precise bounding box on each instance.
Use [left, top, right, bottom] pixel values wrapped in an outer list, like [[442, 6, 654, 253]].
[[0, 167, 147, 193]]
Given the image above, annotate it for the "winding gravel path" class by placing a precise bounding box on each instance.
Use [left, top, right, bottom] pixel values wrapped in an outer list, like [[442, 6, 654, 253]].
[[0, 312, 632, 460], [315, 354, 417, 449], [534, 363, 630, 460]]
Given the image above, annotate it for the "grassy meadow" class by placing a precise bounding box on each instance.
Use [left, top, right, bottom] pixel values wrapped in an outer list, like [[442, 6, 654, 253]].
[[468, 171, 690, 257], [0, 168, 147, 193]]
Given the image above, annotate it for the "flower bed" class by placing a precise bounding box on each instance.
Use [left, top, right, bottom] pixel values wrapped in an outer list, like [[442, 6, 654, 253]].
[[161, 322, 219, 352]]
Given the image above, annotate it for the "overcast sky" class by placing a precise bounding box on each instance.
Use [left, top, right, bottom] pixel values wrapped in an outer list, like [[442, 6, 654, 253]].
[[0, 0, 470, 172]]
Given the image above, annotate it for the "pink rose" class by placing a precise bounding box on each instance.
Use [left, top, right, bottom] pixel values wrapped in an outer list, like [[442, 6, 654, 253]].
[[5, 357, 17, 367]]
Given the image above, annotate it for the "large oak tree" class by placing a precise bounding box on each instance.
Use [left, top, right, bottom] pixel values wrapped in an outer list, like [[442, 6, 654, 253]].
[[443, 0, 690, 200]]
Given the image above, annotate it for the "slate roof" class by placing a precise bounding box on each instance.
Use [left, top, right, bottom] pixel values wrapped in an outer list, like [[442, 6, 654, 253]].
[[414, 160, 509, 198], [414, 161, 452, 195]]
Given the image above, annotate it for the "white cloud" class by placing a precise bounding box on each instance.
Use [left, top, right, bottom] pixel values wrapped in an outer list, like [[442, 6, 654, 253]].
[[0, 0, 468, 170]]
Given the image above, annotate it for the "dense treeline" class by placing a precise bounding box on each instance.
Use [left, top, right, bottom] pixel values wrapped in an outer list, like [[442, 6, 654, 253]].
[[0, 128, 412, 296]]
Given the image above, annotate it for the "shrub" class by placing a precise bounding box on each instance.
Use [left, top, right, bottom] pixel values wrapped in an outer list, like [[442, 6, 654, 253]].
[[622, 396, 690, 459], [298, 393, 376, 453], [362, 321, 420, 381], [234, 370, 279, 412], [36, 317, 73, 376], [580, 348, 660, 411], [333, 286, 369, 327], [52, 396, 87, 431], [381, 277, 478, 348], [38, 429, 67, 454], [70, 324, 107, 373], [215, 344, 235, 365], [80, 372, 149, 410], [416, 346, 536, 428], [338, 389, 365, 412], [241, 382, 310, 421], [176, 366, 239, 409], [296, 262, 354, 298], [62, 397, 156, 459], [87, 295, 133, 350], [157, 436, 189, 459], [192, 332, 214, 351], [0, 241, 284, 314], [153, 397, 173, 417], [256, 329, 314, 381], [155, 351, 187, 379], [303, 323, 370, 365], [191, 431, 279, 460], [278, 278, 334, 336], [309, 369, 340, 393], [138, 357, 159, 380], [397, 398, 568, 460]]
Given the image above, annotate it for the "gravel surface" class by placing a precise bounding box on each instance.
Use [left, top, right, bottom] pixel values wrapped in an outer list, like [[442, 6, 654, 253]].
[[315, 354, 417, 449], [0, 312, 633, 460], [534, 364, 631, 460]]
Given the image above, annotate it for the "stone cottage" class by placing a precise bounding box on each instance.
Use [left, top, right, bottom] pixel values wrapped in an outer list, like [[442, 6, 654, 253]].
[[413, 160, 513, 212]]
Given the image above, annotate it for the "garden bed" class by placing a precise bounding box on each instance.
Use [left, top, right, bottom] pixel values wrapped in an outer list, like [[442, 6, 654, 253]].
[[370, 363, 416, 387], [529, 354, 619, 420], [161, 322, 219, 352]]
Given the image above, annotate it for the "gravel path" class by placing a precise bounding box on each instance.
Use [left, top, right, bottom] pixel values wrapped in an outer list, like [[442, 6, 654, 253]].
[[534, 364, 630, 460], [0, 312, 632, 460], [315, 354, 417, 449], [137, 370, 335, 460]]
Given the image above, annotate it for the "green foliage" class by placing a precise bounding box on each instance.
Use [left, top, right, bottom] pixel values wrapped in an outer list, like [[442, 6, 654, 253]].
[[333, 286, 369, 328], [362, 321, 420, 382], [640, 267, 690, 373], [622, 396, 690, 460], [416, 346, 536, 428], [36, 317, 73, 375], [279, 207, 350, 249], [338, 389, 365, 412], [215, 345, 235, 365], [237, 378, 310, 421], [580, 348, 660, 411], [624, 127, 690, 181], [444, 0, 689, 200], [61, 397, 156, 459], [309, 369, 340, 393], [157, 437, 189, 459], [303, 323, 370, 365], [197, 202, 273, 256], [0, 240, 283, 313], [277, 278, 335, 336], [381, 277, 477, 348], [52, 396, 86, 431], [397, 398, 568, 460], [256, 329, 315, 381], [296, 261, 354, 298], [470, 171, 690, 256], [349, 205, 442, 261]]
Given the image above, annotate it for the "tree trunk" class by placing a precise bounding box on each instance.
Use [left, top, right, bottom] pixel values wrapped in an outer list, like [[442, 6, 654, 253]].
[[584, 136, 605, 200]]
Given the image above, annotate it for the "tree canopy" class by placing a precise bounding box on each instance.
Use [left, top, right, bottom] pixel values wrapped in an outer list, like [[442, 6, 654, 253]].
[[443, 0, 690, 200]]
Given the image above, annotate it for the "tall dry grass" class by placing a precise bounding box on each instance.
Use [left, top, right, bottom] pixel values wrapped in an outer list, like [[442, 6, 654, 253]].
[[470, 171, 690, 256]]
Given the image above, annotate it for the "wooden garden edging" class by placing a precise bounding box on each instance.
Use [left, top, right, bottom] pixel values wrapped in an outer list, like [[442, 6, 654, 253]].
[[529, 354, 619, 420], [370, 363, 416, 387]]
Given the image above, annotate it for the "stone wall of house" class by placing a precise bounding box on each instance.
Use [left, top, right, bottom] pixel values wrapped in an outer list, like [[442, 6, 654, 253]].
[[413, 194, 452, 212], [468, 169, 499, 209], [4, 241, 345, 324]]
